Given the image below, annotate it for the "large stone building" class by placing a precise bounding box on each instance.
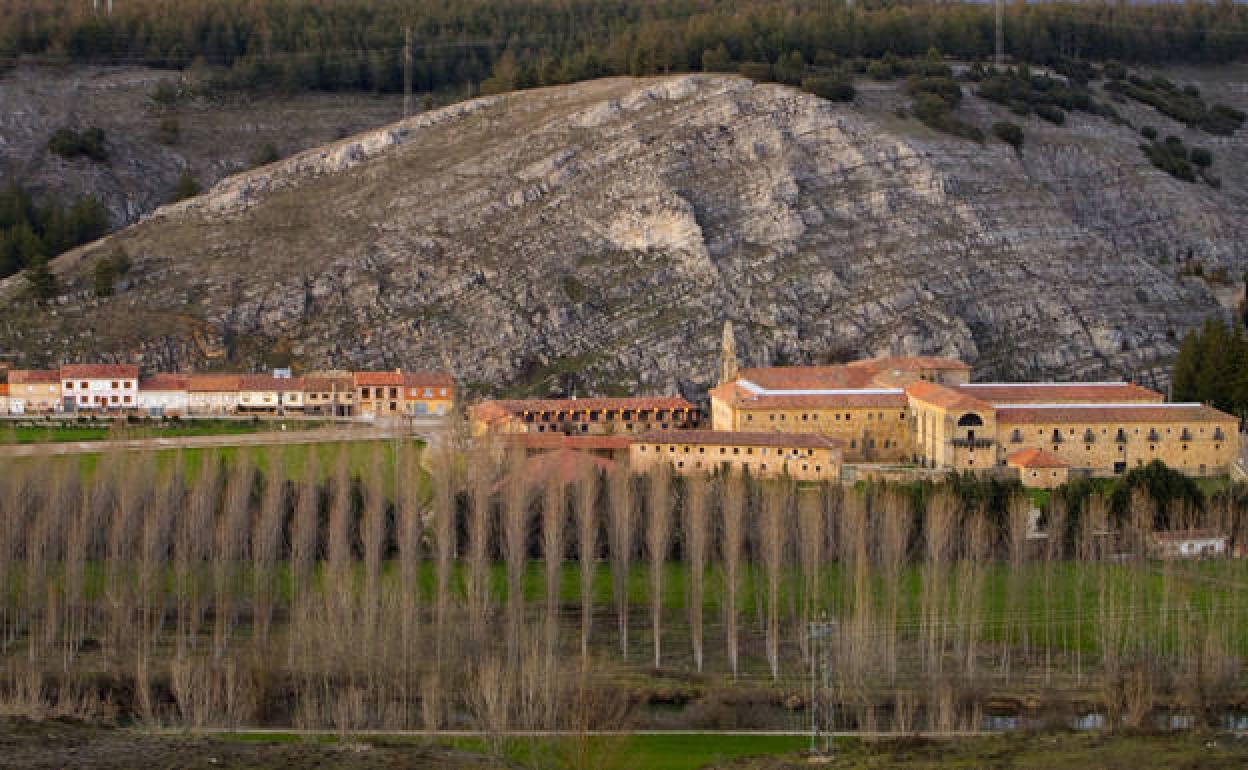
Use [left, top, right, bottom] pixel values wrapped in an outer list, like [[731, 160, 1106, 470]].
[[708, 357, 969, 463], [630, 430, 842, 481], [471, 396, 700, 436], [712, 356, 1240, 482]]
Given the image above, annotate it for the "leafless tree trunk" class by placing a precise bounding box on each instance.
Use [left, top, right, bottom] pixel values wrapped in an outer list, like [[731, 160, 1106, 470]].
[[607, 466, 635, 661], [684, 473, 709, 673], [252, 449, 286, 656], [645, 465, 673, 670], [502, 448, 531, 662], [575, 468, 598, 665], [759, 479, 790, 680], [721, 471, 745, 679], [542, 473, 565, 667]]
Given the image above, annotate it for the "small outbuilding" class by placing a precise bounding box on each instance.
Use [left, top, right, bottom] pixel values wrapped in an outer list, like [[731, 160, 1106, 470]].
[[1006, 447, 1069, 489]]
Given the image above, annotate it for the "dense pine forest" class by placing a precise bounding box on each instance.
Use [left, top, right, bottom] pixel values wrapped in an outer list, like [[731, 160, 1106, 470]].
[[1, 1, 1246, 96]]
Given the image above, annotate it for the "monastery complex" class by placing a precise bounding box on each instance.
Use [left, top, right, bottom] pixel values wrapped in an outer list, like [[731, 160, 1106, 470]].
[[1, 335, 1239, 489], [471, 328, 1241, 488]]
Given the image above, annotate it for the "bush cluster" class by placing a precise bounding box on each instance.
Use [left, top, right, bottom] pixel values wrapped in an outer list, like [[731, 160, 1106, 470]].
[[1140, 135, 1217, 186], [906, 75, 983, 142], [1105, 74, 1245, 135], [977, 67, 1119, 125], [48, 126, 109, 162]]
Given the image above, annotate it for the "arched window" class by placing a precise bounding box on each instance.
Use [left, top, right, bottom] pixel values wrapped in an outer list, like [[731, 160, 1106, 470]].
[[957, 413, 984, 427]]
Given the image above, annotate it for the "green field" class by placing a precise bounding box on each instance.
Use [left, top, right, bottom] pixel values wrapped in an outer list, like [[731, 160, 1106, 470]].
[[0, 418, 331, 444]]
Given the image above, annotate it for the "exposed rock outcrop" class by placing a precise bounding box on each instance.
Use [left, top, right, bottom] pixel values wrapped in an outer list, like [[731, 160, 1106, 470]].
[[5, 71, 1248, 396]]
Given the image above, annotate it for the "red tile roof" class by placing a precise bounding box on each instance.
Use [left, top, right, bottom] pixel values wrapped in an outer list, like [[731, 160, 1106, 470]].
[[1006, 448, 1068, 468], [633, 430, 842, 450], [187, 375, 242, 392], [0, 384, 7, 396], [904, 381, 992, 412], [7, 369, 60, 384], [711, 382, 906, 410], [238, 374, 305, 391], [354, 371, 405, 387], [957, 382, 1162, 404], [474, 396, 695, 419], [499, 449, 615, 488], [403, 371, 454, 388], [996, 403, 1235, 424], [515, 433, 633, 451], [304, 376, 353, 392], [139, 374, 190, 391], [848, 355, 970, 372], [60, 363, 139, 379], [737, 365, 880, 390]]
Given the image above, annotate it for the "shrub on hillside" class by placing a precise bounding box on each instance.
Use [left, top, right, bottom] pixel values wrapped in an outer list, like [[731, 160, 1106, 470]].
[[992, 121, 1024, 150], [48, 127, 108, 162], [800, 74, 855, 102]]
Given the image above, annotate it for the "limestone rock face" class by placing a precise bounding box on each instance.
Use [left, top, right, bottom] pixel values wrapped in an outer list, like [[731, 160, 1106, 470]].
[[5, 72, 1248, 395]]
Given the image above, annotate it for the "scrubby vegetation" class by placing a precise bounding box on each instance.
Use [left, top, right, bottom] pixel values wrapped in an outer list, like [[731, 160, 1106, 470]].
[[991, 121, 1023, 151], [47, 126, 108, 162], [92, 247, 131, 297], [976, 66, 1121, 126], [907, 75, 982, 142], [1105, 74, 1245, 136]]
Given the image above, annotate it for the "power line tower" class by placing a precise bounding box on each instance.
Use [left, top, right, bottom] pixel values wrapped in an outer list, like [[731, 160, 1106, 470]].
[[402, 26, 413, 119], [994, 0, 1004, 68]]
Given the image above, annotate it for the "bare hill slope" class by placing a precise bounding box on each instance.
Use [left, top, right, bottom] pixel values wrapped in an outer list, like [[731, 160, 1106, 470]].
[[6, 71, 1248, 395]]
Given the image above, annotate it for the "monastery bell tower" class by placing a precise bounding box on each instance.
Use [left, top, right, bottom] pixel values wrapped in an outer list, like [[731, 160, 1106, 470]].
[[719, 320, 739, 385]]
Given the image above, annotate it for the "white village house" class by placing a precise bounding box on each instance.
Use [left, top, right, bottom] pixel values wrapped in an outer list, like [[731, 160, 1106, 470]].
[[60, 364, 139, 413], [136, 373, 190, 416]]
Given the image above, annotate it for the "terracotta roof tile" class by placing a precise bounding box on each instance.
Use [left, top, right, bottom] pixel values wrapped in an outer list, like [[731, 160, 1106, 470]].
[[354, 371, 405, 387], [139, 374, 190, 391], [737, 365, 879, 390], [238, 374, 304, 391], [187, 375, 242, 392], [514, 434, 633, 451], [474, 396, 695, 415], [60, 363, 139, 379], [7, 369, 60, 384], [712, 382, 906, 410], [632, 430, 842, 450], [303, 376, 353, 392], [1006, 448, 1068, 468], [402, 371, 454, 388], [996, 403, 1235, 424], [847, 356, 970, 372], [904, 381, 993, 412], [958, 382, 1162, 404]]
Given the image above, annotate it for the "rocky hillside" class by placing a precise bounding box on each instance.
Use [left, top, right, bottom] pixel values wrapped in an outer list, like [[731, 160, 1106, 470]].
[[4, 68, 1248, 396], [0, 65, 406, 226]]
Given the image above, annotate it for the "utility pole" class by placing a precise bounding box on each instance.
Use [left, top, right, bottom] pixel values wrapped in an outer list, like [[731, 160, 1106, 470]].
[[994, 0, 1004, 68], [402, 26, 413, 119]]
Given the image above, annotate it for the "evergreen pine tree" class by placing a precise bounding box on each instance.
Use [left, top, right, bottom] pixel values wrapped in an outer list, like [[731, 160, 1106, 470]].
[[1171, 328, 1201, 402]]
